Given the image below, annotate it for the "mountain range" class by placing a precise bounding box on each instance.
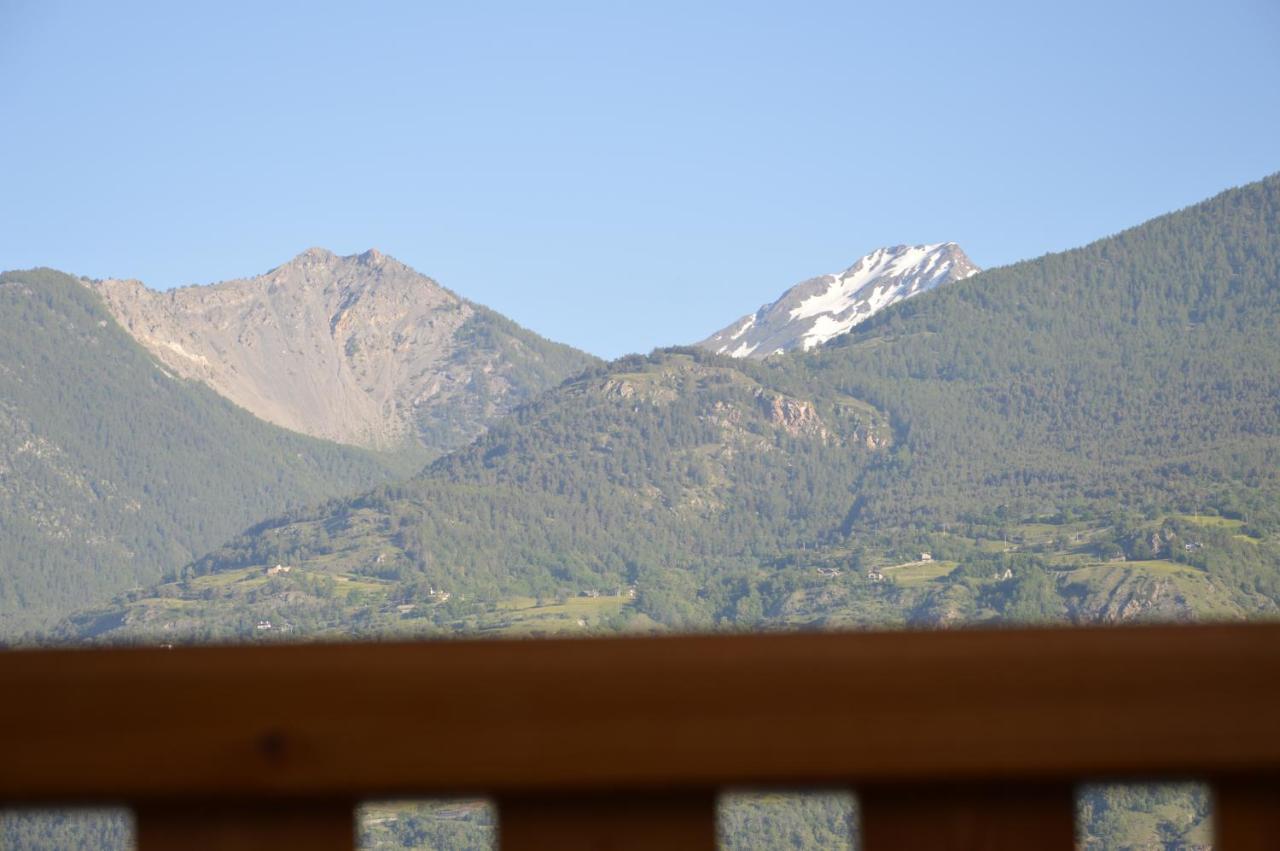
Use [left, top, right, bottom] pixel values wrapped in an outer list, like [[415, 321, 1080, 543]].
[[52, 173, 1280, 647], [0, 233, 981, 634]]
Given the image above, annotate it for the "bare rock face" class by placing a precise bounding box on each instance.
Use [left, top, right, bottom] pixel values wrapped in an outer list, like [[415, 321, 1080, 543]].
[[89, 249, 594, 451], [755, 390, 825, 438]]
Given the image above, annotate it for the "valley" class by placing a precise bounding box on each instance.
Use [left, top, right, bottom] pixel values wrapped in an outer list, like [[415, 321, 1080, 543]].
[[61, 511, 1270, 644]]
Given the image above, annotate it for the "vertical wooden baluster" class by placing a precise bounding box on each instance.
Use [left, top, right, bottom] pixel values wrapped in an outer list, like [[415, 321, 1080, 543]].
[[499, 792, 717, 851], [859, 783, 1074, 850], [1215, 780, 1280, 851], [135, 800, 355, 851]]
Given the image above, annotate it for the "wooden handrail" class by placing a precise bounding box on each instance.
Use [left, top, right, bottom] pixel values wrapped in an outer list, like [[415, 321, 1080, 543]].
[[3, 624, 1279, 848]]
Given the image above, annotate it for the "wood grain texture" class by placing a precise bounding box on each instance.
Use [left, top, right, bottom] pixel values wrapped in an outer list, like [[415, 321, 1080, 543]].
[[499, 793, 716, 850], [860, 784, 1074, 850], [2, 624, 1279, 803], [135, 801, 354, 851]]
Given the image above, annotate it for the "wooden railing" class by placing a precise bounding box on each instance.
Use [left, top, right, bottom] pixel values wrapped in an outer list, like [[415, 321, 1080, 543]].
[[2, 623, 1280, 849]]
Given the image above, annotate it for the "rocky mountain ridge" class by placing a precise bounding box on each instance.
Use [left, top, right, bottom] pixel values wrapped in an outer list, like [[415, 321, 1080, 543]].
[[88, 249, 596, 451]]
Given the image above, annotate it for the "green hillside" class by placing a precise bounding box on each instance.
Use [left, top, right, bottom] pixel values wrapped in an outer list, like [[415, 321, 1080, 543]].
[[0, 269, 418, 636]]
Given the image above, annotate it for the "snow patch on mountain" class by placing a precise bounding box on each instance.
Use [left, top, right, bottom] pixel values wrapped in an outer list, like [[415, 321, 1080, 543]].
[[698, 243, 980, 359]]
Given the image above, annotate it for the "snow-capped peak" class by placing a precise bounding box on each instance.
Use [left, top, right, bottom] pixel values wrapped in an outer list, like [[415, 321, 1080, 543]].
[[698, 243, 979, 359]]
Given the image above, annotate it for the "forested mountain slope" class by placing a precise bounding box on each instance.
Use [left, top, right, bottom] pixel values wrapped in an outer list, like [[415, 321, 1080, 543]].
[[788, 173, 1280, 529], [66, 350, 892, 638], [0, 269, 413, 636], [66, 174, 1280, 643], [90, 248, 598, 451]]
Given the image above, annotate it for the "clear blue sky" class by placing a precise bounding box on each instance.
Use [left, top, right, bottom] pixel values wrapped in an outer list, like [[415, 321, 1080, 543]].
[[3, 1, 1278, 358]]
